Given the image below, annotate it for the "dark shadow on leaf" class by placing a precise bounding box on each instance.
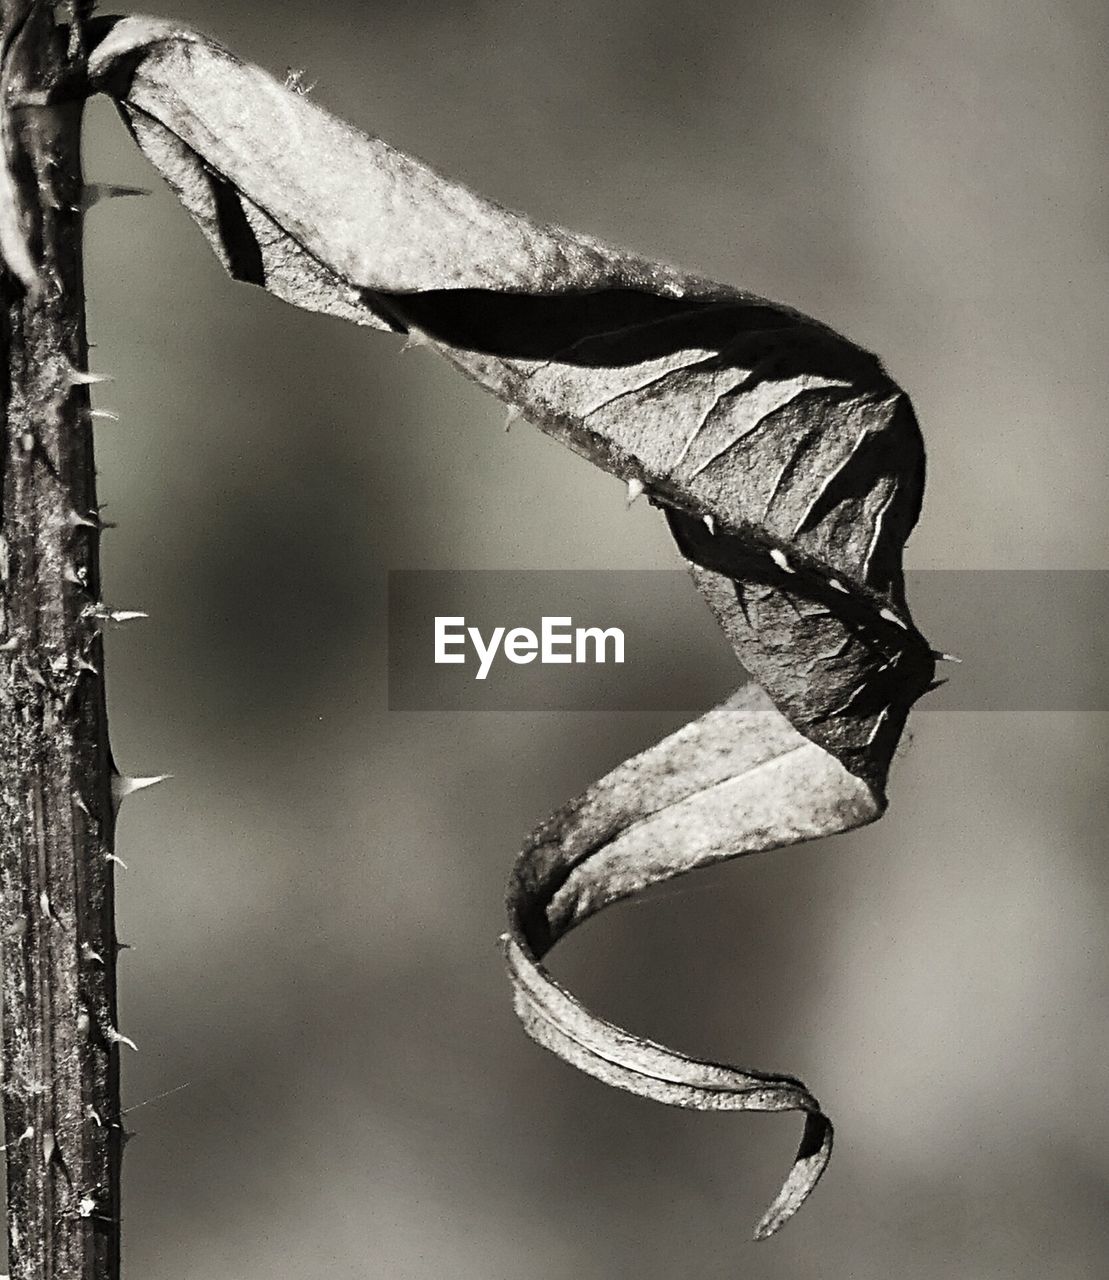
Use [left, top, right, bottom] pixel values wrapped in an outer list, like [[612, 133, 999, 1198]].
[[376, 286, 890, 388], [206, 171, 265, 286]]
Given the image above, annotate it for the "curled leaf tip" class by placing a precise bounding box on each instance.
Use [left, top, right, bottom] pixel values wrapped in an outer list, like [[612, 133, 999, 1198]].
[[505, 684, 876, 1236], [753, 1111, 834, 1240], [87, 15, 946, 1239]]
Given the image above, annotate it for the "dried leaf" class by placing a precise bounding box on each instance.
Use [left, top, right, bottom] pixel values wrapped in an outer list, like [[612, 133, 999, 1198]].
[[0, 11, 41, 291], [89, 16, 940, 1238]]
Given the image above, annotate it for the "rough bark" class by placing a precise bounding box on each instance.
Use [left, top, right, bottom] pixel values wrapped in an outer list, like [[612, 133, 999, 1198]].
[[0, 3, 122, 1276]]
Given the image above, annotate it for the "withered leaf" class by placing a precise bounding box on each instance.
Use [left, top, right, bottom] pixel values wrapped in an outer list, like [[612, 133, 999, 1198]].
[[89, 16, 941, 1238]]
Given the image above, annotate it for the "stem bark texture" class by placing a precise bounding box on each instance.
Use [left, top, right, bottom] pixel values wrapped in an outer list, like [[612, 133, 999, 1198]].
[[0, 3, 122, 1276]]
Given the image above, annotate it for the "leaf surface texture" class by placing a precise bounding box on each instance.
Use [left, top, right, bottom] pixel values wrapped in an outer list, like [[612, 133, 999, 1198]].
[[90, 17, 939, 1238]]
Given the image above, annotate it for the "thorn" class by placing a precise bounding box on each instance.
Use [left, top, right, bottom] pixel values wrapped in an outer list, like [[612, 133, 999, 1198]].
[[64, 364, 112, 387], [115, 940, 131, 952], [925, 677, 949, 694], [72, 791, 91, 816], [38, 890, 53, 919], [42, 1129, 56, 1166], [400, 329, 427, 352], [106, 1027, 138, 1053], [625, 477, 646, 505], [503, 405, 521, 432], [111, 773, 171, 809], [86, 1106, 103, 1127], [76, 1011, 91, 1038], [865, 706, 890, 746], [827, 578, 848, 594], [878, 606, 908, 630], [105, 852, 128, 870], [769, 549, 795, 574], [108, 1117, 138, 1145], [83, 604, 147, 624], [702, 513, 715, 535], [89, 409, 119, 422], [78, 183, 151, 212], [80, 942, 104, 965], [77, 1195, 97, 1219], [931, 650, 962, 663], [0, 1120, 33, 1152], [75, 654, 99, 675], [68, 507, 116, 531]]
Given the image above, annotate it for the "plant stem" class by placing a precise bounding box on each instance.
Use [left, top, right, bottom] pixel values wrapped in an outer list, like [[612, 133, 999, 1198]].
[[0, 3, 122, 1277]]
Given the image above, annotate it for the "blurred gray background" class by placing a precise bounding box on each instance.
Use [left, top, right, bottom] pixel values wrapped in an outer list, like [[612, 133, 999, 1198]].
[[77, 1, 1108, 1276]]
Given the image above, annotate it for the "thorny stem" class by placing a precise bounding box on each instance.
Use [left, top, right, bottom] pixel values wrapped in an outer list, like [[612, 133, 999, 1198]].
[[0, 2, 122, 1278]]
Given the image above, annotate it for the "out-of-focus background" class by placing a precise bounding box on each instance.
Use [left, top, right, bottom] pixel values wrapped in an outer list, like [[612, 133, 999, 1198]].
[[76, 1, 1108, 1276]]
